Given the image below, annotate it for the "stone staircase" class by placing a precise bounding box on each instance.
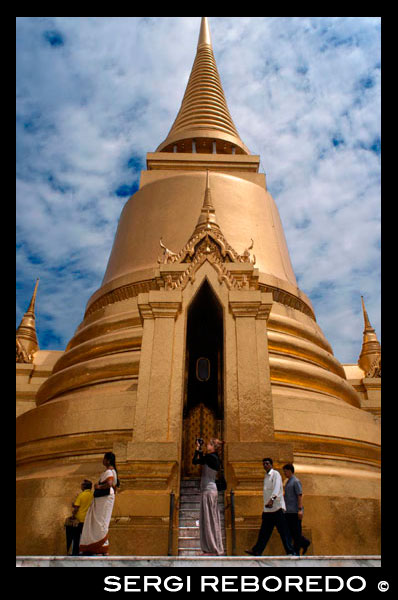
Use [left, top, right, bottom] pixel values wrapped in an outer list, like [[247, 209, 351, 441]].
[[178, 478, 226, 556]]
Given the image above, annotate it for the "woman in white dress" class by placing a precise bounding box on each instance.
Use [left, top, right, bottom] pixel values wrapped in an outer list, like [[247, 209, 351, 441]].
[[79, 452, 119, 556]]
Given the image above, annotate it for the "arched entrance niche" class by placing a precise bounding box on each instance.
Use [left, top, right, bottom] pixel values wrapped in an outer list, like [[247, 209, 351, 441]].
[[182, 279, 224, 477]]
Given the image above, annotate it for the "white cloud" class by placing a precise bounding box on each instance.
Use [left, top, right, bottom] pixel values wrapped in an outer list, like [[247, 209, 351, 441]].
[[16, 17, 380, 363]]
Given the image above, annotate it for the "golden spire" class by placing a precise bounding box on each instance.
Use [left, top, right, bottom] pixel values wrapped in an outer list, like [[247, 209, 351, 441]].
[[194, 170, 220, 233], [358, 295, 381, 376], [156, 17, 250, 155], [198, 16, 212, 47], [361, 295, 373, 331], [16, 279, 40, 363]]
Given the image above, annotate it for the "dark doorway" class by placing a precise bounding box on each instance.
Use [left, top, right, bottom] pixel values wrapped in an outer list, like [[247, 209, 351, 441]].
[[182, 280, 224, 477]]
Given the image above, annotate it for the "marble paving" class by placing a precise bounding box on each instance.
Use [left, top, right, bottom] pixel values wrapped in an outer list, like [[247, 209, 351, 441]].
[[16, 556, 381, 567]]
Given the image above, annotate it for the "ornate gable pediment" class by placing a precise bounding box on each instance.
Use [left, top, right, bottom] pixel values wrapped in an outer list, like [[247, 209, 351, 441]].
[[157, 172, 257, 291]]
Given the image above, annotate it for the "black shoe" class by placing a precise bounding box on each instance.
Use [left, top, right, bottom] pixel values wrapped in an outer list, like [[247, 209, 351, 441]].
[[245, 549, 261, 556], [301, 540, 310, 555]]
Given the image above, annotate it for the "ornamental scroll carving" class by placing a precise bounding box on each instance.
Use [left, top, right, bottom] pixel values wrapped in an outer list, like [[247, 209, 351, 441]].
[[237, 239, 256, 266], [158, 226, 257, 292], [366, 355, 381, 378], [158, 230, 256, 268], [158, 238, 179, 264], [16, 338, 34, 363]]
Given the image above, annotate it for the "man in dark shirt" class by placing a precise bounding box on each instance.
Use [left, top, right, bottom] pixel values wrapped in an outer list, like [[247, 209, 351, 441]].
[[283, 463, 310, 556]]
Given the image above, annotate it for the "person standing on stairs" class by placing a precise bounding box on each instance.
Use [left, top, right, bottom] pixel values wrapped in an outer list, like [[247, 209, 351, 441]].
[[193, 438, 224, 556]]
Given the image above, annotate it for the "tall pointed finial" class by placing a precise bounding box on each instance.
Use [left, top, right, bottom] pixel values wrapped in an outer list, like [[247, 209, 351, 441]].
[[26, 278, 39, 316], [358, 295, 381, 376], [194, 171, 220, 233], [16, 279, 40, 363], [361, 295, 373, 331], [198, 17, 212, 47], [203, 170, 213, 211]]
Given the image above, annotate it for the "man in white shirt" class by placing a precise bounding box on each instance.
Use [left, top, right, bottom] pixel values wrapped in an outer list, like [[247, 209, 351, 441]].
[[245, 458, 296, 556]]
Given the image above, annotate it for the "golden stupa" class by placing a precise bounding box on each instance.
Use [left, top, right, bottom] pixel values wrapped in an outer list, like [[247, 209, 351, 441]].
[[16, 17, 380, 556]]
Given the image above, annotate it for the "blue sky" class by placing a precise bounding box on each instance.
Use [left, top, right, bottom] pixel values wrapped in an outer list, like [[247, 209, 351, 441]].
[[16, 17, 380, 363]]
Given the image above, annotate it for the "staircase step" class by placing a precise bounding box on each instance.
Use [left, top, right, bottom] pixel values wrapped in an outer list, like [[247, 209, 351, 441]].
[[178, 517, 199, 524], [180, 496, 201, 503], [179, 505, 225, 513], [179, 528, 200, 537], [180, 494, 201, 501], [178, 540, 227, 547], [178, 549, 227, 557], [178, 479, 227, 556], [177, 538, 202, 549], [180, 493, 225, 500], [180, 502, 201, 510], [179, 513, 225, 521], [180, 494, 225, 499], [179, 517, 225, 527], [179, 510, 200, 519], [180, 480, 200, 488]]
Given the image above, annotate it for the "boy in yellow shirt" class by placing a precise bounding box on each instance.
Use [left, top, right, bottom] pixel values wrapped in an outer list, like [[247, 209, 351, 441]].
[[70, 480, 93, 555]]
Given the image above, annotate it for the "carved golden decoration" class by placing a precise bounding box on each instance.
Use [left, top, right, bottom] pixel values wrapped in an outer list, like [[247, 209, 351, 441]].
[[366, 355, 381, 378], [164, 275, 178, 291], [16, 278, 39, 363], [259, 284, 315, 320], [84, 273, 315, 321], [84, 279, 158, 318], [84, 172, 314, 318], [158, 238, 180, 264], [16, 338, 33, 364], [238, 239, 256, 265], [84, 272, 315, 322], [358, 295, 381, 376], [157, 172, 258, 293], [159, 236, 256, 292]]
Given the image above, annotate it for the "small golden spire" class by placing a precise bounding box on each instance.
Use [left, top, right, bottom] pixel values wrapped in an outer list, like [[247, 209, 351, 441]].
[[358, 295, 381, 376], [26, 278, 39, 316], [194, 171, 220, 233], [16, 279, 40, 363], [361, 295, 373, 331]]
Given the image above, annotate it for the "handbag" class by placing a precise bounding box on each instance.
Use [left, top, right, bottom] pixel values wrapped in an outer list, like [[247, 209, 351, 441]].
[[94, 478, 111, 498], [94, 487, 111, 498], [64, 516, 79, 528], [216, 471, 227, 492]]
